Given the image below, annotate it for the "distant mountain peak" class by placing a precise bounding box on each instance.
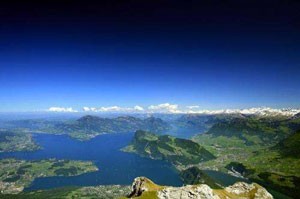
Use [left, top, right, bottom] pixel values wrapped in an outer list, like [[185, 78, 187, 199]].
[[189, 107, 300, 117], [77, 115, 101, 122]]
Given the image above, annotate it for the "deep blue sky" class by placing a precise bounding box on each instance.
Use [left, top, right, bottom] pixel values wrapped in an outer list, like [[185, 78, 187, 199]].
[[0, 1, 300, 112]]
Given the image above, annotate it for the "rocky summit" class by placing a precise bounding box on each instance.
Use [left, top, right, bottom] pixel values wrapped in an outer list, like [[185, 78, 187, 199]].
[[127, 177, 273, 199]]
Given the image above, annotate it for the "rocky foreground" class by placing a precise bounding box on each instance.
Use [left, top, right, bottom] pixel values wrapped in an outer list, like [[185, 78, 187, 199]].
[[126, 177, 273, 199]]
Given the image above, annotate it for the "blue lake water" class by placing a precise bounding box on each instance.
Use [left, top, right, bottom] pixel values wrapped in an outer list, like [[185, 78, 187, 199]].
[[0, 133, 183, 190]]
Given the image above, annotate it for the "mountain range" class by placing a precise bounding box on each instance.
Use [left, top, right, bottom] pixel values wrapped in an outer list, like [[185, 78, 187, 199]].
[[1, 115, 171, 140]]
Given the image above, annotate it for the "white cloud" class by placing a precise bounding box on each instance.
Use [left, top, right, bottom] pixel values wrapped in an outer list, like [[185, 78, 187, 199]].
[[134, 105, 144, 111], [48, 107, 78, 112], [83, 107, 91, 111], [82, 105, 144, 112], [75, 104, 300, 116], [83, 103, 180, 113], [186, 105, 200, 109], [83, 107, 98, 112], [99, 106, 122, 112], [148, 103, 182, 113]]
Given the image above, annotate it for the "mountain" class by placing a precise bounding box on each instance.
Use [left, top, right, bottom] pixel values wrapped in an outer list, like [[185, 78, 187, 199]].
[[275, 129, 300, 158], [59, 115, 170, 140], [172, 113, 300, 142], [176, 113, 245, 124], [171, 114, 215, 136], [143, 117, 170, 133], [188, 107, 300, 117], [126, 177, 273, 199], [205, 116, 300, 145], [123, 130, 215, 165], [167, 114, 245, 139], [1, 115, 171, 140], [291, 112, 300, 120], [1, 119, 60, 132], [193, 116, 300, 198]]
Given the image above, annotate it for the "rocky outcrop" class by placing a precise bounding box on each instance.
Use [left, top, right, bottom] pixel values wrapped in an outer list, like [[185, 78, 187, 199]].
[[158, 184, 220, 199], [128, 177, 149, 197], [127, 177, 163, 198], [127, 177, 273, 199], [225, 182, 273, 199]]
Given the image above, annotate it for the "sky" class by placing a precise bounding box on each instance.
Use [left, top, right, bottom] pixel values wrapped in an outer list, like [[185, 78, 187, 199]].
[[0, 1, 300, 112]]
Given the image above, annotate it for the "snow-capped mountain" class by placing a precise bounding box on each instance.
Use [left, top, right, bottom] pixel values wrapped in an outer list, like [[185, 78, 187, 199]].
[[187, 107, 300, 116]]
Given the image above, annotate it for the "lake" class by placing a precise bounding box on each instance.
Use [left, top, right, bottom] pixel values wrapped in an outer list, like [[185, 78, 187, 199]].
[[0, 132, 250, 192], [0, 133, 183, 190]]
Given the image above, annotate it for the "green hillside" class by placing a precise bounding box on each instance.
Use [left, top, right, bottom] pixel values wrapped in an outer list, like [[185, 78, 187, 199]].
[[275, 129, 300, 158], [0, 130, 40, 152], [206, 116, 300, 145], [0, 159, 98, 194], [193, 116, 300, 198], [123, 130, 215, 166]]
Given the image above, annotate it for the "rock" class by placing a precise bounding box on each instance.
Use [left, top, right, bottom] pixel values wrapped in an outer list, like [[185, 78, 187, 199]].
[[158, 184, 220, 199], [127, 177, 154, 197], [127, 177, 273, 199], [225, 182, 273, 199], [254, 184, 274, 199], [225, 182, 255, 195]]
